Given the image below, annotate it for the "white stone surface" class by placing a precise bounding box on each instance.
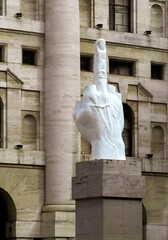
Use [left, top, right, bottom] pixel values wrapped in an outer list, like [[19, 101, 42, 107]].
[[74, 39, 125, 160]]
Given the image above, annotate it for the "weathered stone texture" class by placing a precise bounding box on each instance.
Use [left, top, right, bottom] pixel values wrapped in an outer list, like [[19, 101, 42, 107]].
[[0, 0, 167, 239], [73, 160, 145, 240]]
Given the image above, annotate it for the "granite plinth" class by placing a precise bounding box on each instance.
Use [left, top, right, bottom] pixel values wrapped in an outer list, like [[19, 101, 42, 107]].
[[72, 159, 145, 240], [72, 159, 145, 199]]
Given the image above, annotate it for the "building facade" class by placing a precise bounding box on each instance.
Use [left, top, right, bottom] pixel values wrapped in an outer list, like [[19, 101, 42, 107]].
[[0, 0, 167, 239]]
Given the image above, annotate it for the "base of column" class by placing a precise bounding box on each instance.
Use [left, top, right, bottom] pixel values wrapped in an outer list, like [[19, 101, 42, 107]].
[[72, 159, 145, 240], [43, 202, 75, 212], [42, 204, 75, 239]]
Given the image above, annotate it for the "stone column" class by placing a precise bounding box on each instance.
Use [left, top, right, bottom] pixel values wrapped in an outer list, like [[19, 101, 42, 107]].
[[43, 0, 80, 238], [72, 160, 145, 240]]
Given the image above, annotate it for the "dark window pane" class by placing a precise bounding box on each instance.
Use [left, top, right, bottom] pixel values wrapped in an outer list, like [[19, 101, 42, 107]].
[[116, 0, 124, 5], [109, 59, 134, 76], [80, 55, 92, 71], [109, 0, 130, 32], [0, 0, 3, 15], [0, 46, 4, 62], [0, 48, 2, 62], [151, 63, 164, 80], [124, 0, 129, 6], [123, 104, 133, 157], [22, 50, 36, 65]]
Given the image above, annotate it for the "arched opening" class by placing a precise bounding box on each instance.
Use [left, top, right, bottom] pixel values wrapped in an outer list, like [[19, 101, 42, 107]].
[[150, 4, 163, 37], [151, 125, 164, 159], [122, 104, 133, 156], [22, 114, 37, 150], [0, 188, 16, 238]]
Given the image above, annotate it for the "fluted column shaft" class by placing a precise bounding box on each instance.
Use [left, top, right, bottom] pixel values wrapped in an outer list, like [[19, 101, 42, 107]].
[[44, 0, 80, 205]]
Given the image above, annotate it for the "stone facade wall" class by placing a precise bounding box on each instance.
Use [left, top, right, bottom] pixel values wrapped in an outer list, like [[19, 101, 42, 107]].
[[79, 1, 168, 240], [0, 0, 167, 239], [1, 166, 44, 238], [0, 0, 45, 239]]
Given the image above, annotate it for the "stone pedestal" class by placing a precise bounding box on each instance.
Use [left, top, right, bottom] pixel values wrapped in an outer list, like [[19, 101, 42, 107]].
[[72, 160, 145, 240]]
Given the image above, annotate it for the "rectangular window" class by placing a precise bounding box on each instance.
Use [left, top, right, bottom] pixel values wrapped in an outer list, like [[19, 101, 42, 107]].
[[0, 0, 2, 15], [22, 49, 37, 66], [80, 55, 93, 72], [109, 0, 130, 32], [151, 63, 164, 80], [109, 59, 135, 76], [0, 46, 5, 62], [0, 0, 5, 16]]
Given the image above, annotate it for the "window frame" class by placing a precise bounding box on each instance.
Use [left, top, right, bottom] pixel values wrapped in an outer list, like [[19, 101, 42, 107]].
[[109, 58, 136, 77], [22, 47, 38, 66], [80, 55, 93, 72], [151, 62, 165, 80], [109, 0, 131, 32], [0, 45, 5, 63]]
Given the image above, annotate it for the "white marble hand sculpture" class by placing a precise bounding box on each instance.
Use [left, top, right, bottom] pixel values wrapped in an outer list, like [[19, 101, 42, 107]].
[[73, 39, 126, 160]]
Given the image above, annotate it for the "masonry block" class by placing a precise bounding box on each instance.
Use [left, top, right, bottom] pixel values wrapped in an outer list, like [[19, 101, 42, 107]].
[[72, 160, 145, 240]]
